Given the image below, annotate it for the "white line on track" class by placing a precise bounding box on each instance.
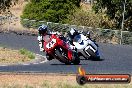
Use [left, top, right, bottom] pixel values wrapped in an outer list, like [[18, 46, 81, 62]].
[[35, 54, 48, 63], [22, 63, 30, 65], [39, 60, 48, 63], [0, 65, 8, 66]]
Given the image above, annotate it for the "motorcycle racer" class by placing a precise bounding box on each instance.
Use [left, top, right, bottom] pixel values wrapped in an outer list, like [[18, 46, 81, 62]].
[[37, 24, 48, 51], [37, 24, 62, 52], [67, 28, 100, 60], [67, 28, 80, 45], [67, 28, 96, 50], [67, 28, 83, 50], [67, 28, 93, 43]]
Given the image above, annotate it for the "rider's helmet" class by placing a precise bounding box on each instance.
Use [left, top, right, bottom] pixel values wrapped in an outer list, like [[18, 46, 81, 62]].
[[69, 28, 78, 37], [38, 24, 48, 35]]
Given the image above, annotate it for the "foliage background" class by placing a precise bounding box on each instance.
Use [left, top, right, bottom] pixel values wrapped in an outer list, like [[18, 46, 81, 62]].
[[21, 0, 81, 23], [92, 0, 132, 31], [0, 0, 18, 13]]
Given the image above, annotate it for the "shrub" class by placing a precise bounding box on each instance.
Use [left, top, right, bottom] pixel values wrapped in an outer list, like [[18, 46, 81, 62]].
[[21, 0, 80, 23]]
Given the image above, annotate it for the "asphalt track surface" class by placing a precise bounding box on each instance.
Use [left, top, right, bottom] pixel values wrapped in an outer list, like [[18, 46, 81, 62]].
[[0, 33, 132, 74]]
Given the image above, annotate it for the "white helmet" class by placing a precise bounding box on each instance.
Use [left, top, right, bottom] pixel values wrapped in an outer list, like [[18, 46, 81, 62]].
[[70, 28, 76, 35]]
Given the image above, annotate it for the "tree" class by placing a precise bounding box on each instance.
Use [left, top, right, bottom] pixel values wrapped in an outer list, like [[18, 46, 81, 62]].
[[93, 0, 132, 31], [21, 0, 81, 23], [67, 9, 103, 28], [0, 0, 17, 13]]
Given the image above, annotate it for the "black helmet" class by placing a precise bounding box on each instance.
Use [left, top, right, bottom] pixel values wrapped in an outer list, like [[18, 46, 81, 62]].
[[38, 24, 48, 34]]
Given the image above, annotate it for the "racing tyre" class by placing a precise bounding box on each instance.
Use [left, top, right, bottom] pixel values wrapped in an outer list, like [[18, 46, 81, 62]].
[[46, 53, 53, 61], [73, 58, 80, 65], [87, 49, 100, 61], [55, 49, 71, 64]]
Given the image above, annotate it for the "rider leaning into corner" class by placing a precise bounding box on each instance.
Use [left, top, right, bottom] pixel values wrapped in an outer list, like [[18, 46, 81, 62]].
[[37, 24, 47, 52], [67, 28, 91, 43], [67, 28, 100, 59], [37, 24, 78, 52], [37, 24, 61, 51], [67, 28, 79, 45], [69, 28, 100, 56], [37, 25, 93, 52], [37, 24, 61, 52]]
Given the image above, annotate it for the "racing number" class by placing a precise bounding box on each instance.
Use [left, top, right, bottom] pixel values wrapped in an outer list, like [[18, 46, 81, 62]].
[[46, 39, 56, 49]]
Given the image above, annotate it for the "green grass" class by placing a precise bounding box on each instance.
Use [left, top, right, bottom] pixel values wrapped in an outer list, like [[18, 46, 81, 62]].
[[19, 48, 35, 60]]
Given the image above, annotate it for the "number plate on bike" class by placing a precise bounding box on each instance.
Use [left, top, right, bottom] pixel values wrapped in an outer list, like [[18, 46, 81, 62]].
[[46, 39, 56, 49]]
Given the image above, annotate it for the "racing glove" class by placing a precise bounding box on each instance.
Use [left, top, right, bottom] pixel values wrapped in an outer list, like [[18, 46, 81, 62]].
[[37, 36, 43, 41]]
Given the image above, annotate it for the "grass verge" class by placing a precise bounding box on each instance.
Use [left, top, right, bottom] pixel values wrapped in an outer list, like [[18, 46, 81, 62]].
[[19, 48, 35, 60], [0, 47, 35, 64], [0, 74, 131, 88]]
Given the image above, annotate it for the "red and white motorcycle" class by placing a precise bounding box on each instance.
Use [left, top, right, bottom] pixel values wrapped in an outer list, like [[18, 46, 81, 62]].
[[43, 34, 80, 64]]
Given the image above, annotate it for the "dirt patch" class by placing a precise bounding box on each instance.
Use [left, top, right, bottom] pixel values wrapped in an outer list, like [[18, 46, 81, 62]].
[[0, 74, 76, 87], [0, 47, 32, 64], [0, 0, 28, 30], [0, 0, 39, 36], [0, 74, 131, 88]]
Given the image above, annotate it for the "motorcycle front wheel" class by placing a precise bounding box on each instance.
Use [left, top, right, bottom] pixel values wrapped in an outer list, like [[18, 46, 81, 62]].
[[46, 53, 53, 61], [55, 48, 71, 64], [87, 49, 100, 61]]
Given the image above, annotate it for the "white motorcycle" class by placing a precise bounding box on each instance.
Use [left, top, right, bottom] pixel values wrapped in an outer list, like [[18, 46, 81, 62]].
[[72, 33, 100, 60]]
